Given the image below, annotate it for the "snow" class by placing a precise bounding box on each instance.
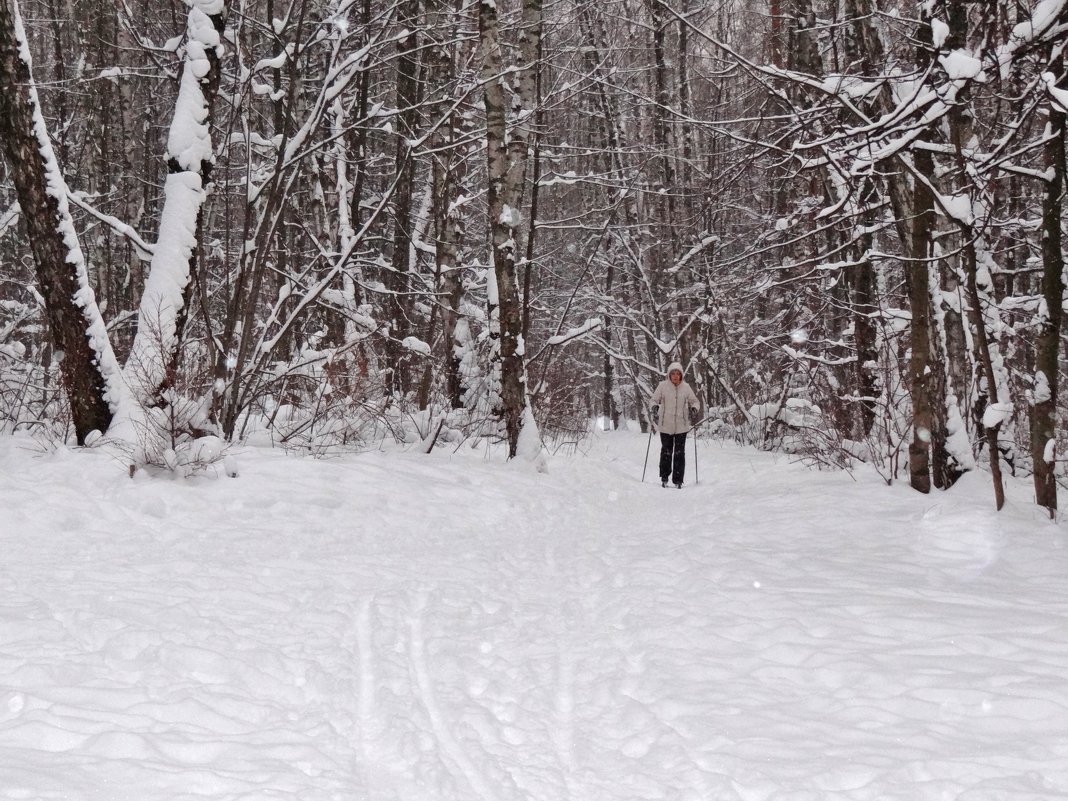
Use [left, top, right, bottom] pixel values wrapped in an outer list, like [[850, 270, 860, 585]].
[[2, 430, 1068, 800], [930, 18, 949, 49], [514, 404, 547, 471], [195, 0, 225, 15], [254, 51, 288, 72], [486, 266, 499, 307], [401, 336, 432, 356], [939, 50, 983, 81], [945, 403, 977, 470], [1020, 0, 1067, 41], [1033, 370, 1053, 405], [1043, 71, 1068, 114], [546, 318, 602, 346], [997, 0, 1068, 76], [499, 204, 522, 228], [982, 402, 1013, 429], [167, 9, 219, 171], [749, 397, 822, 429]]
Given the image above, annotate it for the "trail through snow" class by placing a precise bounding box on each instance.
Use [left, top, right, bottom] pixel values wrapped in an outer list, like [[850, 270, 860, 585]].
[[2, 431, 1068, 800]]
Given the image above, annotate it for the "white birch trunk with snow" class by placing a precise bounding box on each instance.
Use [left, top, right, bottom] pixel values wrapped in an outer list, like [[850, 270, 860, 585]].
[[122, 0, 224, 416], [479, 0, 546, 466]]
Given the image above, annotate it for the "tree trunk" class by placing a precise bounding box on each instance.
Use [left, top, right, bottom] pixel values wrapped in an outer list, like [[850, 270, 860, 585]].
[[903, 156, 937, 495], [849, 179, 880, 440], [479, 0, 542, 457], [124, 0, 227, 411], [1033, 47, 1066, 516], [943, 0, 1004, 507], [384, 0, 421, 397], [0, 0, 122, 443], [423, 0, 474, 411]]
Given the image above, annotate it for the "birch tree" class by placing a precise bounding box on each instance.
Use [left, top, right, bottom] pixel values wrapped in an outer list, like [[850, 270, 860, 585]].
[[122, 0, 227, 434], [0, 0, 126, 443], [479, 0, 544, 459]]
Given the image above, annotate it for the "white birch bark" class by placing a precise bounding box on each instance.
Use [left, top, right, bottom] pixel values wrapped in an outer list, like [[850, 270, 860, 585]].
[[479, 0, 545, 463]]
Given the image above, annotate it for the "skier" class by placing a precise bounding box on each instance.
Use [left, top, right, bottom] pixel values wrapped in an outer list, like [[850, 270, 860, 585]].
[[650, 361, 700, 488]]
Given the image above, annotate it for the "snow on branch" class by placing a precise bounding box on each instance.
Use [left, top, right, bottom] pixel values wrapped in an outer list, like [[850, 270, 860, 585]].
[[982, 402, 1013, 429], [749, 397, 823, 429], [1043, 71, 1068, 113], [666, 235, 719, 276], [402, 336, 432, 356], [996, 0, 1068, 77], [68, 192, 155, 260], [545, 317, 603, 347]]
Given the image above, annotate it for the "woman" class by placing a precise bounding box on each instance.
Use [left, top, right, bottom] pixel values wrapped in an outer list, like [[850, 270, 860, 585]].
[[650, 361, 700, 488]]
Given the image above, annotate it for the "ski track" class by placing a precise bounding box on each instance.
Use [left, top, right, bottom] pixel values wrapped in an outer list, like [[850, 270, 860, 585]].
[[2, 435, 1068, 799]]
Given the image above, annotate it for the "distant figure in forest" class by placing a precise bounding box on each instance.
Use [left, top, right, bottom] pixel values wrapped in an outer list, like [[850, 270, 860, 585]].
[[650, 361, 700, 488]]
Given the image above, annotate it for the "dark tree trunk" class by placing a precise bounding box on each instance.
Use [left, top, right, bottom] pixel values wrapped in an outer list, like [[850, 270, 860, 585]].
[[424, 0, 472, 411], [1033, 47, 1067, 517], [904, 152, 938, 495], [385, 0, 422, 397], [0, 0, 113, 443], [847, 176, 880, 441]]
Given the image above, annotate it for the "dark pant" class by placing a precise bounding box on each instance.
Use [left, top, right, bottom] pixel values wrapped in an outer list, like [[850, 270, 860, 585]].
[[659, 432, 687, 484]]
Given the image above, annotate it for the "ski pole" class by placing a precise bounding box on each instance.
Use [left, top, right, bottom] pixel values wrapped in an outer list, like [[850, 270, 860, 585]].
[[693, 426, 699, 485], [641, 421, 654, 482]]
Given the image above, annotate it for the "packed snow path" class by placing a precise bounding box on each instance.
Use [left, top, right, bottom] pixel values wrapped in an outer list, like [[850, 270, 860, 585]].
[[2, 432, 1068, 800]]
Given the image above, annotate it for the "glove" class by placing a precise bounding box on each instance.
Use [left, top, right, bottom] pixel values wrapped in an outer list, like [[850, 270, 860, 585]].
[[689, 407, 699, 425], [650, 405, 659, 418]]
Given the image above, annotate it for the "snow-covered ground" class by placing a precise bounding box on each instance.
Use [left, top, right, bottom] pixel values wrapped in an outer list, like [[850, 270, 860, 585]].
[[2, 430, 1068, 800]]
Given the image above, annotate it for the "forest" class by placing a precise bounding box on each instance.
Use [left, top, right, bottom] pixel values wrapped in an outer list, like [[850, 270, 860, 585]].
[[0, 0, 1066, 515]]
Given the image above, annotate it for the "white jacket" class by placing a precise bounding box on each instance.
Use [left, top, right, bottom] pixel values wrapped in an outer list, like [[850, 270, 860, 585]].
[[651, 362, 699, 435]]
